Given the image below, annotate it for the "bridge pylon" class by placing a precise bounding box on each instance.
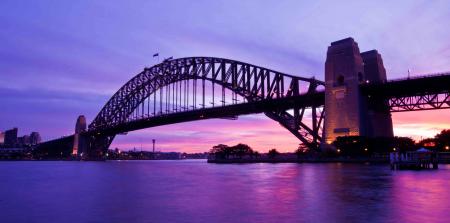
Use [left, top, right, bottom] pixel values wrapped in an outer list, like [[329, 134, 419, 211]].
[[323, 38, 393, 145], [72, 115, 112, 160], [82, 134, 114, 160], [72, 115, 87, 157]]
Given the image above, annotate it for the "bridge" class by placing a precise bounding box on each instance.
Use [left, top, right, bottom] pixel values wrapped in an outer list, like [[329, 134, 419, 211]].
[[35, 38, 450, 160]]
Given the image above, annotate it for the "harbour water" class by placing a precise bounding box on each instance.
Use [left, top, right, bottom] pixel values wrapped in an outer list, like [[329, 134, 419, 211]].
[[1, 160, 449, 223]]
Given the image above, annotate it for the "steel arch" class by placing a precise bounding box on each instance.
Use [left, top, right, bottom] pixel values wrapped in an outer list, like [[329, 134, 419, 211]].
[[87, 57, 325, 155]]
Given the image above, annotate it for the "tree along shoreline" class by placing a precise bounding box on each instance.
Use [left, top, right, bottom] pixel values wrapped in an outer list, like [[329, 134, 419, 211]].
[[207, 156, 390, 164], [207, 130, 450, 164]]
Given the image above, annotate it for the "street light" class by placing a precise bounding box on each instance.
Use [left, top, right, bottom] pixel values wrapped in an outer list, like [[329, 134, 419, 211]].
[[445, 146, 449, 150]]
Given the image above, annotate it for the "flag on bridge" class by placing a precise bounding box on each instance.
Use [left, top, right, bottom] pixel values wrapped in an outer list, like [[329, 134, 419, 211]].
[[153, 53, 159, 57]]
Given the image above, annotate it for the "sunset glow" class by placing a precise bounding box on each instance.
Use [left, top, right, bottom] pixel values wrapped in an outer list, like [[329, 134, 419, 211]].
[[1, 0, 449, 152]]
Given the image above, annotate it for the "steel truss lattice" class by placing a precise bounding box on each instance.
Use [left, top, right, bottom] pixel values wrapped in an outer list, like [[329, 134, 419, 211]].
[[88, 57, 325, 153], [389, 92, 450, 112]]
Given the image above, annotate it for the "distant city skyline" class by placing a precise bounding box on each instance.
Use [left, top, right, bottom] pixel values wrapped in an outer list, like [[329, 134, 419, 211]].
[[0, 127, 41, 148], [1, 0, 449, 152]]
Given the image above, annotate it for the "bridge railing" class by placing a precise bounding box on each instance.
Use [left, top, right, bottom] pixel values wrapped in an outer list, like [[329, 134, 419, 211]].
[[386, 71, 450, 83]]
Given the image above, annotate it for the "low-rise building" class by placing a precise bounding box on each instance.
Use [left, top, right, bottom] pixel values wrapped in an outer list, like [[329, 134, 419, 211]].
[[0, 131, 4, 144], [30, 132, 42, 145]]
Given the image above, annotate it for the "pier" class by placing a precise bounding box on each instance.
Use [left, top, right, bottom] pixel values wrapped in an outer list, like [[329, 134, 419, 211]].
[[390, 150, 438, 170]]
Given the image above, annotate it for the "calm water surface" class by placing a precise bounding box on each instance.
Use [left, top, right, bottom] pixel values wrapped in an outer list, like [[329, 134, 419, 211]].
[[1, 160, 449, 223]]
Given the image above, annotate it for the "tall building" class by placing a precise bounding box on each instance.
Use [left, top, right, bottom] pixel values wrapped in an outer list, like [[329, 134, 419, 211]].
[[18, 135, 31, 146], [0, 131, 4, 144], [30, 132, 42, 145], [4, 128, 18, 146]]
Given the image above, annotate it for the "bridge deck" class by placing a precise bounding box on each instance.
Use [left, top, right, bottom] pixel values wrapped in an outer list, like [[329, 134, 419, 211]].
[[361, 74, 450, 97], [88, 92, 325, 136]]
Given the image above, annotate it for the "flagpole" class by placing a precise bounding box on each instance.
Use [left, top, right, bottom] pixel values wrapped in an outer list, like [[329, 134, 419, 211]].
[[153, 53, 160, 64]]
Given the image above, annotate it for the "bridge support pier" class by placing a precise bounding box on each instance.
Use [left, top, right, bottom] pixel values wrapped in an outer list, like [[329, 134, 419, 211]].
[[72, 115, 87, 157], [80, 134, 114, 160], [73, 115, 113, 160], [323, 38, 393, 146], [361, 50, 393, 137]]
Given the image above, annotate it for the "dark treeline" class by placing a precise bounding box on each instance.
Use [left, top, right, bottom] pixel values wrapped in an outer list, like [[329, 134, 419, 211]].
[[209, 143, 260, 159], [209, 129, 450, 160], [332, 136, 414, 156], [333, 129, 450, 156], [418, 129, 450, 151], [209, 144, 284, 160]]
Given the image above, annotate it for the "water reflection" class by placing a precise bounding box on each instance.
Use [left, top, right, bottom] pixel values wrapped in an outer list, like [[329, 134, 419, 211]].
[[0, 161, 449, 223], [391, 169, 450, 222]]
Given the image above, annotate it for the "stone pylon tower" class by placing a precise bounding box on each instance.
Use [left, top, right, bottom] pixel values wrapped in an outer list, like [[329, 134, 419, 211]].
[[323, 38, 393, 145], [361, 50, 394, 138], [72, 115, 87, 156]]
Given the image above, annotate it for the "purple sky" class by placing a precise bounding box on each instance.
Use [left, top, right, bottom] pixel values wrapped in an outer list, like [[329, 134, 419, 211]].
[[1, 0, 449, 152]]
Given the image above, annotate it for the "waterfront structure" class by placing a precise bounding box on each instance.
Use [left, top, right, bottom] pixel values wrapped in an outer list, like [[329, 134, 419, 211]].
[[390, 150, 438, 170], [4, 128, 18, 146], [35, 38, 450, 160]]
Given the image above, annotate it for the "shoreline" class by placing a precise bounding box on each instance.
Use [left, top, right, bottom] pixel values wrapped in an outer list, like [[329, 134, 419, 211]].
[[1, 158, 450, 164], [207, 157, 390, 164], [208, 157, 450, 164]]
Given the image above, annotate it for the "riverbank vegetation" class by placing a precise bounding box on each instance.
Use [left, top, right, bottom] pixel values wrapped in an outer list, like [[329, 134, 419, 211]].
[[208, 129, 450, 161], [333, 129, 450, 156], [209, 143, 260, 159]]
